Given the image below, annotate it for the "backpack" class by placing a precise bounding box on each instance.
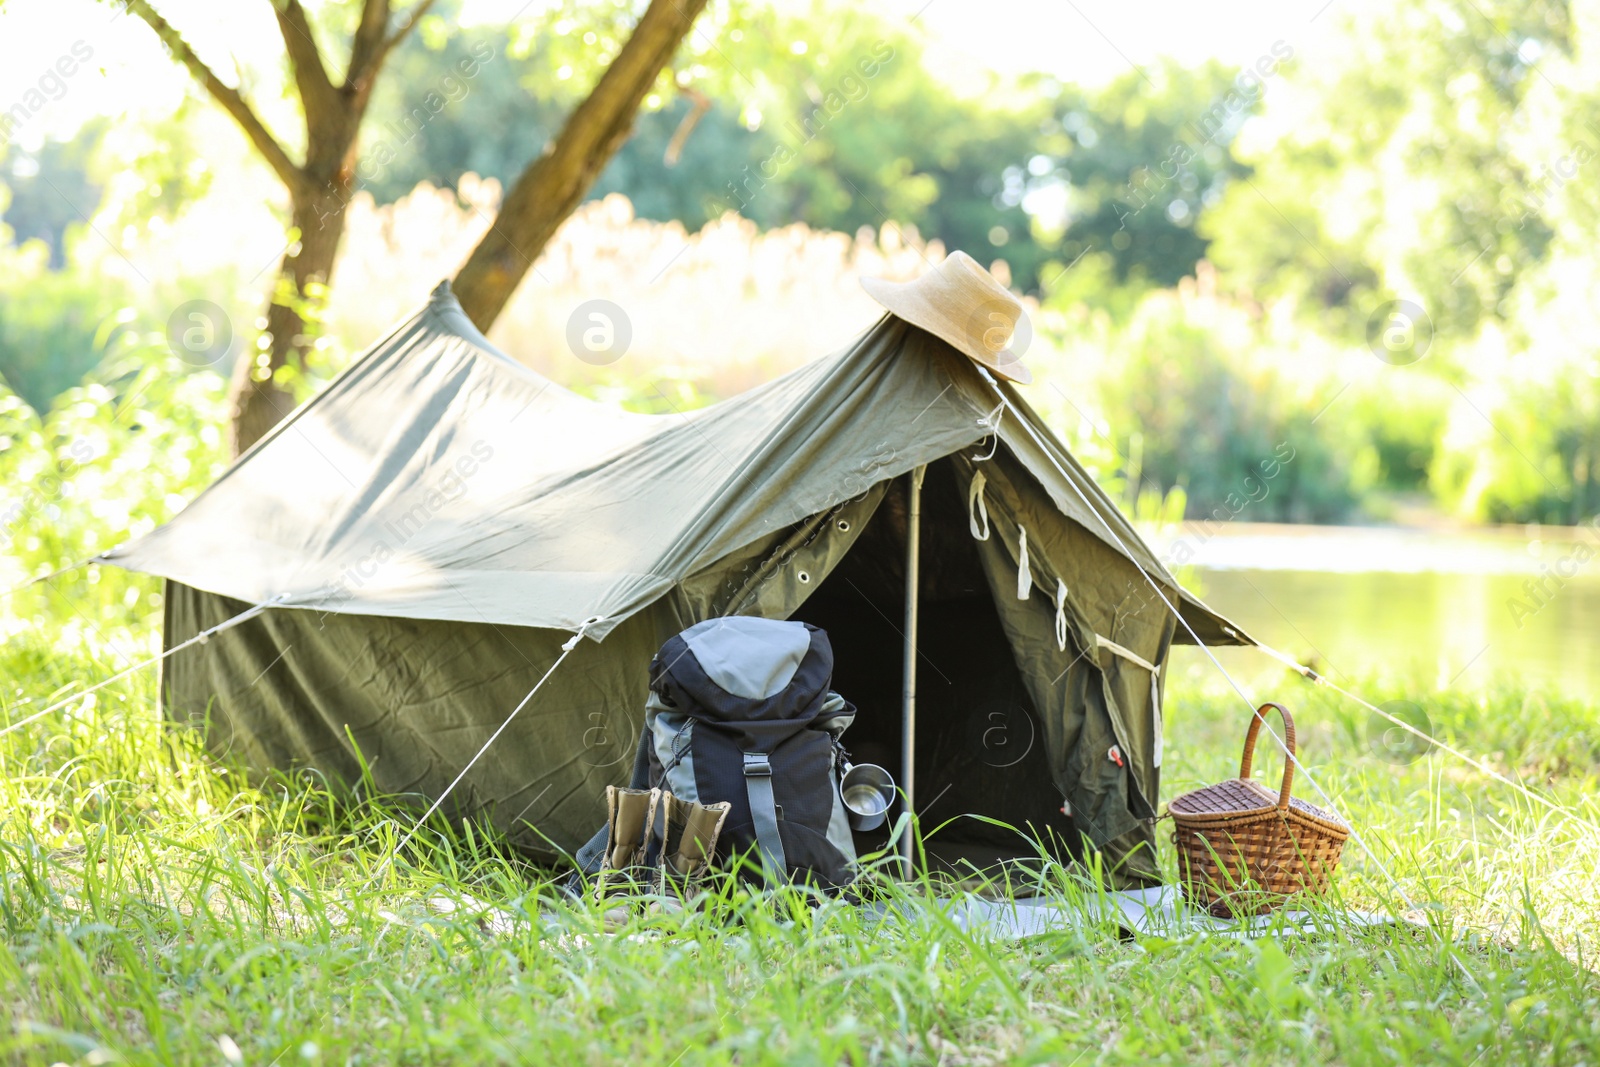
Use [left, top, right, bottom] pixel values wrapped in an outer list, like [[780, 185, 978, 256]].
[[574, 617, 860, 888]]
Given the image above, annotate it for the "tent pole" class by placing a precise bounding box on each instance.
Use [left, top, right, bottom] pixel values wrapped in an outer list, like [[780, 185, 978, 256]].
[[900, 464, 926, 879]]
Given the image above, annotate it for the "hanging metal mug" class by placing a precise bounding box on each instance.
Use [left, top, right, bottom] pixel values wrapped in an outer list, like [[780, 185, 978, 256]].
[[839, 762, 896, 832]]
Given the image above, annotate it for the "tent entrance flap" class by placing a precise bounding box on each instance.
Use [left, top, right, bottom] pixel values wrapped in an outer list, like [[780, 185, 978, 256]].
[[794, 462, 1077, 875]]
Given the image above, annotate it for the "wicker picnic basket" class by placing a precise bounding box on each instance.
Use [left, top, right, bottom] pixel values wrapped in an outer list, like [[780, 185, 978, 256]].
[[1168, 702, 1350, 918]]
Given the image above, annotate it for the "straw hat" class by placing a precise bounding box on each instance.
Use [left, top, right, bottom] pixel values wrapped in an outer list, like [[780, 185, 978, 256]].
[[861, 250, 1033, 384]]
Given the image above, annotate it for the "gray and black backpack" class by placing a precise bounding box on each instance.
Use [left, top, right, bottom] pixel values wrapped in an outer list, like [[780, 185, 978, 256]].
[[574, 617, 860, 888]]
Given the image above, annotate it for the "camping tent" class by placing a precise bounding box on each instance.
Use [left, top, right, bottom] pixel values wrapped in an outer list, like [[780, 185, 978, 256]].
[[101, 279, 1252, 882]]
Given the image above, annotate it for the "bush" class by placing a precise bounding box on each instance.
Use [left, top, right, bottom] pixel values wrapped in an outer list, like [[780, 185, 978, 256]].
[[1432, 365, 1600, 525], [0, 244, 135, 415], [0, 331, 229, 637], [1344, 381, 1448, 496]]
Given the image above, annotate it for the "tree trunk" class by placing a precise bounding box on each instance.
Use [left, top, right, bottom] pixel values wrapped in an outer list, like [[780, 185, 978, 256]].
[[226, 181, 351, 457], [123, 0, 434, 457], [453, 0, 711, 331]]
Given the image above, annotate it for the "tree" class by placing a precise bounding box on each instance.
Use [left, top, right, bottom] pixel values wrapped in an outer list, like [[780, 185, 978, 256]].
[[1036, 60, 1259, 292], [123, 0, 438, 456], [1200, 0, 1571, 341], [123, 0, 708, 454], [1, 122, 109, 270]]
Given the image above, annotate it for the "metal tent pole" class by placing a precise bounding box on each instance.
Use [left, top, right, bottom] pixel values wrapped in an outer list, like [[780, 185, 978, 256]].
[[900, 464, 926, 879]]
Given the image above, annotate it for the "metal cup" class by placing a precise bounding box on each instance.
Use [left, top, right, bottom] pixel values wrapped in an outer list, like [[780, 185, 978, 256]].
[[839, 762, 896, 831]]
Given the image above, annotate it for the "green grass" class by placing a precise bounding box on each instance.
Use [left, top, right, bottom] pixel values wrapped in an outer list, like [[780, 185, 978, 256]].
[[1, 591, 1597, 1066]]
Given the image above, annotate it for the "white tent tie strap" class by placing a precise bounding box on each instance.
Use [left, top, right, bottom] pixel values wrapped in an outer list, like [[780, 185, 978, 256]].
[[1093, 632, 1164, 767], [1054, 580, 1069, 652], [968, 470, 991, 541], [1151, 675, 1163, 769], [971, 400, 1005, 461], [1095, 634, 1159, 674], [971, 367, 1417, 912], [0, 593, 289, 739], [378, 615, 605, 875], [1016, 526, 1033, 599], [1251, 638, 1595, 829]]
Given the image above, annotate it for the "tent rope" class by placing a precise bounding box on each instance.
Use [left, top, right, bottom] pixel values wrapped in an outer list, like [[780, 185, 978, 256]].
[[0, 593, 289, 739], [972, 368, 1419, 912], [971, 400, 1005, 461], [0, 556, 100, 603], [1251, 639, 1594, 829], [377, 615, 604, 875]]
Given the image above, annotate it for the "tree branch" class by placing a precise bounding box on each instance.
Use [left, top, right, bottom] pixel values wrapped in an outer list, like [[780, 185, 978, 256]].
[[122, 0, 303, 191], [453, 0, 712, 330], [348, 0, 438, 91], [381, 0, 439, 57], [273, 0, 342, 132], [344, 0, 392, 90], [664, 79, 712, 167], [345, 0, 437, 114]]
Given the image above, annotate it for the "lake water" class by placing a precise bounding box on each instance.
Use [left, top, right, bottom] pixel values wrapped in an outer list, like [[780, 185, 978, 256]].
[[1144, 522, 1600, 702]]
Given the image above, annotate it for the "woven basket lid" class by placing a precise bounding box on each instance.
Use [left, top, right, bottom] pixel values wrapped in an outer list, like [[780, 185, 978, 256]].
[[1169, 777, 1348, 829]]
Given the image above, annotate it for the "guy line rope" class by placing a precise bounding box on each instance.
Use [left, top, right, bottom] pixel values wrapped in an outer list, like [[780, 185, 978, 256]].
[[1, 581, 604, 872], [0, 555, 106, 603], [375, 615, 604, 876], [0, 593, 290, 739], [1249, 641, 1588, 827]]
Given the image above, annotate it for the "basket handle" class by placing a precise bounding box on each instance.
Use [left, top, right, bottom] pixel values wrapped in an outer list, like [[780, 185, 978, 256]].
[[1239, 702, 1295, 810]]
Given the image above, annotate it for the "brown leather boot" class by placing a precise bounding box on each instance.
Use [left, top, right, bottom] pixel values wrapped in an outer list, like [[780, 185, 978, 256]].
[[657, 792, 730, 894], [596, 786, 661, 900]]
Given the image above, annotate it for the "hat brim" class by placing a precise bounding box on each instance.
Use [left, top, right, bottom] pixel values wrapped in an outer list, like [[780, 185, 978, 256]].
[[861, 275, 1033, 384]]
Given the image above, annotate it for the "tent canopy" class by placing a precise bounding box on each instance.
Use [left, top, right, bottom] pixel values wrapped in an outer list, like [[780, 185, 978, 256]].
[[102, 281, 1253, 874], [102, 282, 1241, 646]]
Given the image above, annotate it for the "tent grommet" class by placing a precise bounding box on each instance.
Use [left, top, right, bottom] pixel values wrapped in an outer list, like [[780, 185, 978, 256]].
[[797, 570, 811, 584], [836, 519, 850, 533]]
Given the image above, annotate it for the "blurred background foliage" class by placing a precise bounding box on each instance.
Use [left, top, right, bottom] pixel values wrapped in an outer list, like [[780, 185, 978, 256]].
[[1, 0, 1598, 538]]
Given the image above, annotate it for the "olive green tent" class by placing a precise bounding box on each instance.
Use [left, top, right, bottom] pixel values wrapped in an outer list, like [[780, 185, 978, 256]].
[[100, 281, 1251, 880]]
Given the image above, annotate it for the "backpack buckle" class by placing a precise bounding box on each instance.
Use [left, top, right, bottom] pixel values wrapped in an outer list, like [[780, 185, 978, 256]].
[[742, 752, 773, 777]]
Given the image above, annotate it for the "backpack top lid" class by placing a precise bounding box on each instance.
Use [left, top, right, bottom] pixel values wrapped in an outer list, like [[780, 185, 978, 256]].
[[681, 617, 811, 700], [651, 617, 841, 728]]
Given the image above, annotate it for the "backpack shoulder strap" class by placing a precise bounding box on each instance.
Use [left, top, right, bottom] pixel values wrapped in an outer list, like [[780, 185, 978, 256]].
[[742, 751, 788, 880]]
